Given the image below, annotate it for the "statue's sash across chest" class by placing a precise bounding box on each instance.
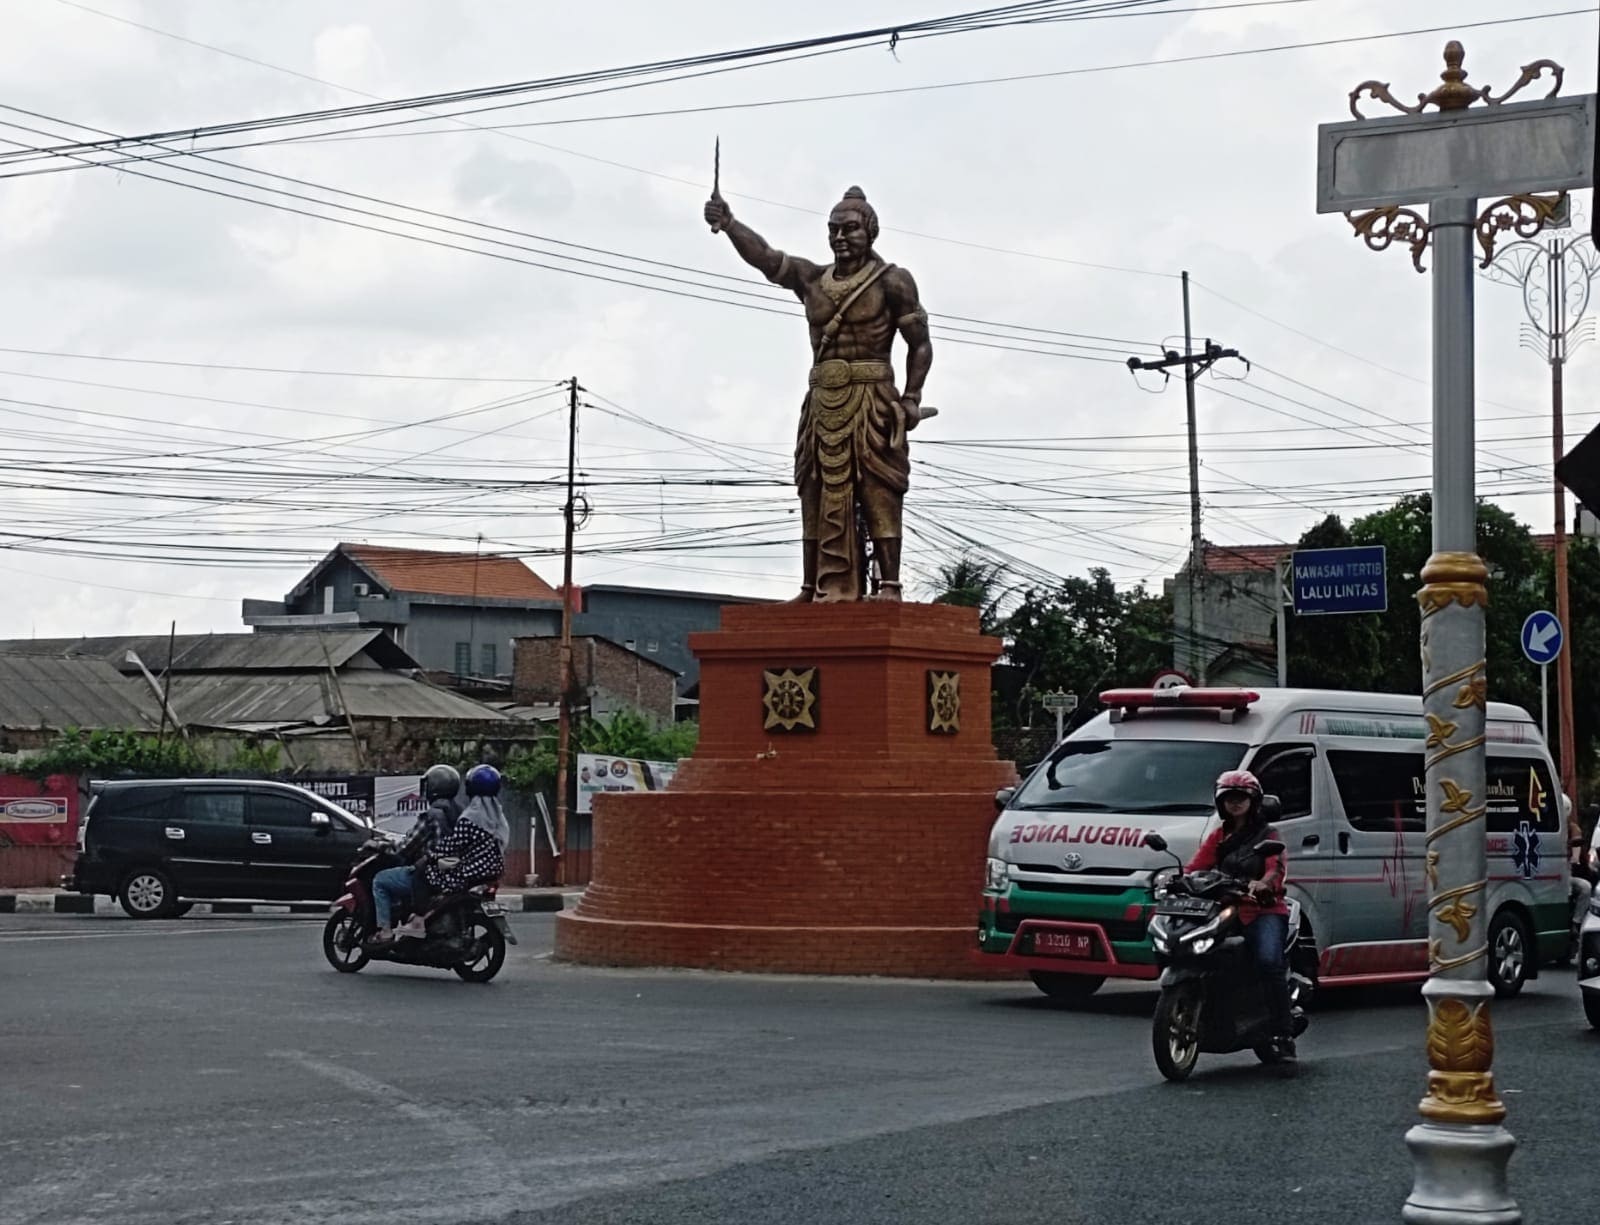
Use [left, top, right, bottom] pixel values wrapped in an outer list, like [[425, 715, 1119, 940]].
[[804, 272, 893, 329]]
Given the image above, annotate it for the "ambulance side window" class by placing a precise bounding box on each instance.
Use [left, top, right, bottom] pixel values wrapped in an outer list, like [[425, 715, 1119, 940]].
[[1327, 750, 1426, 833], [1250, 743, 1313, 820]]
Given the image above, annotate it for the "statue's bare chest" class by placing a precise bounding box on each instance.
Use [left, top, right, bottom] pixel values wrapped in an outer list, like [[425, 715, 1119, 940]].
[[803, 264, 891, 329]]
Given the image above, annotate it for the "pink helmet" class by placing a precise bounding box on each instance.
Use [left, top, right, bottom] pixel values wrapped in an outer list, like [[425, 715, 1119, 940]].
[[1214, 769, 1263, 811]]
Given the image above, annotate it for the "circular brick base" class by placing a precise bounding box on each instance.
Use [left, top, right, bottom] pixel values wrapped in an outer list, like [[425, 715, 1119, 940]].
[[554, 913, 1018, 979]]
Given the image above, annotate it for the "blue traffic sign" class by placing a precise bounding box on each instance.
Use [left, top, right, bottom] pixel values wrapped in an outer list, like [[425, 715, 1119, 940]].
[[1291, 545, 1388, 616], [1521, 610, 1564, 666]]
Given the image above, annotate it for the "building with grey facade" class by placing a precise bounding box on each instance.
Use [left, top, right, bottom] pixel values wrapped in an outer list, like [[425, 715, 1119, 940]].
[[1167, 543, 1285, 688], [571, 584, 760, 698], [244, 543, 563, 678]]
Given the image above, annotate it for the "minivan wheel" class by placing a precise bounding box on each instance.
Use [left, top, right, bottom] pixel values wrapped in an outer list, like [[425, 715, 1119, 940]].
[[118, 868, 176, 919], [1488, 910, 1532, 999]]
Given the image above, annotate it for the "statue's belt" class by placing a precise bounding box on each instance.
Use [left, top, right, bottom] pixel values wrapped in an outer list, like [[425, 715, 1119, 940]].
[[808, 359, 893, 390]]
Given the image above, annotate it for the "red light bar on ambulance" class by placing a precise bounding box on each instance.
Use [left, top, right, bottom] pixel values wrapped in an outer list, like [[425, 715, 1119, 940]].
[[1099, 688, 1260, 724]]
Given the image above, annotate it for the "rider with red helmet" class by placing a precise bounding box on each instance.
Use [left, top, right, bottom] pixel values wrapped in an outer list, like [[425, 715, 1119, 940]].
[[1186, 769, 1295, 1059]]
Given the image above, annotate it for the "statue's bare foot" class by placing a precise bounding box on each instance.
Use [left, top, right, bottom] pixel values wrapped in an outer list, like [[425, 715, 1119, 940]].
[[870, 582, 903, 603], [783, 585, 816, 605]]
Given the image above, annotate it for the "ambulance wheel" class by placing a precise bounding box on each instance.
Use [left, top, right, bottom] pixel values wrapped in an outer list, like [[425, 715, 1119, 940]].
[[1488, 910, 1531, 999], [1029, 972, 1104, 1004]]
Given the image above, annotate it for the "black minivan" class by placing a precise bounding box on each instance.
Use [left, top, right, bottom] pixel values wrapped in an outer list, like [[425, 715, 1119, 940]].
[[68, 779, 378, 918]]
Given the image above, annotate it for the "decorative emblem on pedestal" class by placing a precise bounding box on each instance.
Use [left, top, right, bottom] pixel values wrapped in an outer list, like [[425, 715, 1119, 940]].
[[762, 667, 818, 732], [927, 670, 961, 734]]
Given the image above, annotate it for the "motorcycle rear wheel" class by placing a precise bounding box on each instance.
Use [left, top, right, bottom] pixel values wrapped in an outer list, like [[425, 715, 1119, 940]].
[[1152, 984, 1202, 1082], [452, 917, 507, 983], [323, 912, 370, 974]]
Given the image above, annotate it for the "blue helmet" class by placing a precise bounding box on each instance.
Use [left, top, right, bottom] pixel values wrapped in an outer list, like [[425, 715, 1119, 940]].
[[465, 764, 502, 797]]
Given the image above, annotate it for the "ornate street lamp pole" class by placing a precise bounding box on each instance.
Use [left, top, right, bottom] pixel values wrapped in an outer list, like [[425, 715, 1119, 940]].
[[1317, 42, 1594, 1223]]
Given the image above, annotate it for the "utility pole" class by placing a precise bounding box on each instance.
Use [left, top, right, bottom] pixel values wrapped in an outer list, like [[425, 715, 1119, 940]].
[[1126, 271, 1248, 685], [1484, 216, 1598, 825], [553, 376, 581, 887]]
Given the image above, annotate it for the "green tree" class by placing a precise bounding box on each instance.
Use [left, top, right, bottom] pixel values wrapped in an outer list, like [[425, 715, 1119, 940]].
[[1283, 495, 1547, 733], [1344, 495, 1542, 717], [927, 552, 1008, 633], [996, 569, 1172, 727]]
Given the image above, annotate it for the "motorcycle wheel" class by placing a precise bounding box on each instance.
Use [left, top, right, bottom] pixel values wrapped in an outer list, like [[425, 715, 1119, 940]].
[[1584, 990, 1600, 1032], [1152, 984, 1203, 1082], [322, 912, 370, 974], [452, 917, 507, 983]]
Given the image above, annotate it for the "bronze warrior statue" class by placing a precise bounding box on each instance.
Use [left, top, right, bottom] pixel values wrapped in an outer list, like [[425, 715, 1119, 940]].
[[704, 184, 932, 603]]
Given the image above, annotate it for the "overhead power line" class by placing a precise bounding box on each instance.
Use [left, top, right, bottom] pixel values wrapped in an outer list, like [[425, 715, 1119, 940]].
[[178, 10, 1594, 144], [7, 1, 1187, 168]]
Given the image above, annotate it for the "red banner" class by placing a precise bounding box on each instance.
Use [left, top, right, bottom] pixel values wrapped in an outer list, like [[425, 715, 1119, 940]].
[[0, 774, 79, 847]]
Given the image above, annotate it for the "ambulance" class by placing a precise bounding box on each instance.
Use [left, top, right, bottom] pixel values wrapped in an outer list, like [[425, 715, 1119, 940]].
[[978, 686, 1569, 1002]]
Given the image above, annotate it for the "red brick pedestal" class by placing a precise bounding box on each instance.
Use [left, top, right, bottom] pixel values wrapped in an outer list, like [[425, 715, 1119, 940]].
[[554, 602, 1018, 977]]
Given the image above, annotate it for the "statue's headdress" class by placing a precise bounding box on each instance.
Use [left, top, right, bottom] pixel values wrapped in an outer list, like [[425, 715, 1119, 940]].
[[832, 185, 879, 243]]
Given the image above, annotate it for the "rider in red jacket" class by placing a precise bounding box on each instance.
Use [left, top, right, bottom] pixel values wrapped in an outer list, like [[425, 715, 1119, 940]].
[[1187, 769, 1295, 1059]]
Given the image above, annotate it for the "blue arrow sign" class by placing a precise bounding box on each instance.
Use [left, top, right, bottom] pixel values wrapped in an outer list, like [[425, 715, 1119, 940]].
[[1521, 610, 1564, 666]]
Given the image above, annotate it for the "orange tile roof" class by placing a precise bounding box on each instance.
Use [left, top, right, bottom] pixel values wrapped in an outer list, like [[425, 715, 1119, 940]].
[[342, 544, 558, 601], [1202, 543, 1288, 574]]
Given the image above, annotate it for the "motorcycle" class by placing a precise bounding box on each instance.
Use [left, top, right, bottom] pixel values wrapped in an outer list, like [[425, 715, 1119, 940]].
[[1143, 833, 1312, 1082], [321, 838, 516, 983]]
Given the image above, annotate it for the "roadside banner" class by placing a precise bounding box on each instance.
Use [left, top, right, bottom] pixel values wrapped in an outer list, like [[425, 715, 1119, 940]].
[[373, 775, 426, 835], [576, 754, 679, 814], [0, 774, 79, 846]]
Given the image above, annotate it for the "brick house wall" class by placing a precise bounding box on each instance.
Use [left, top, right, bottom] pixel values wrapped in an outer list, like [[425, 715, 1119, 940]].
[[512, 636, 677, 723]]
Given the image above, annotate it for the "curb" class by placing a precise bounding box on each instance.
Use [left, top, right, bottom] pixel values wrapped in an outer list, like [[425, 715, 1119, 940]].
[[0, 891, 578, 917]]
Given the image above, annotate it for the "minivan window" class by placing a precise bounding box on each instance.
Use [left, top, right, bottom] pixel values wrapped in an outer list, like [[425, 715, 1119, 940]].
[[183, 791, 245, 826], [102, 788, 176, 819], [1249, 744, 1314, 820], [1012, 739, 1245, 814], [250, 793, 315, 828], [1329, 751, 1562, 836]]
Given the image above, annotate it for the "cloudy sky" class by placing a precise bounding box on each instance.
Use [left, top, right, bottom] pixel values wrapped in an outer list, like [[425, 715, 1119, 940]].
[[0, 0, 1594, 640]]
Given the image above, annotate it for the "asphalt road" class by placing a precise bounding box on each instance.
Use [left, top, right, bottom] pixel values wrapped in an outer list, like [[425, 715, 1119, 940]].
[[2, 911, 1595, 1225]]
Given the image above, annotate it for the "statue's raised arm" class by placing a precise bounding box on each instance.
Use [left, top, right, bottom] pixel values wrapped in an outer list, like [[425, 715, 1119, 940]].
[[704, 190, 822, 296]]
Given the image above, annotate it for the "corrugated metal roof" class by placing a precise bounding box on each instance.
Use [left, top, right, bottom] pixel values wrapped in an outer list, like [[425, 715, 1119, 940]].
[[166, 671, 510, 728], [0, 630, 416, 673], [0, 655, 160, 730]]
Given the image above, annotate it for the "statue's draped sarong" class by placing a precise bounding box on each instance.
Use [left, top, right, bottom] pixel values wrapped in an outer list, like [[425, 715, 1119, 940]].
[[797, 358, 909, 602]]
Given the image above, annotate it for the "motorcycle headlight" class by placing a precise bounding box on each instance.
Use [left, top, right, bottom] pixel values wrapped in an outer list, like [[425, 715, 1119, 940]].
[[1190, 936, 1216, 955], [1148, 915, 1171, 952], [985, 857, 1011, 892]]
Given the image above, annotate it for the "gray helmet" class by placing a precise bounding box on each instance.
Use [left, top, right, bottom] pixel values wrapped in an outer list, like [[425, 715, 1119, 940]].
[[422, 764, 462, 802]]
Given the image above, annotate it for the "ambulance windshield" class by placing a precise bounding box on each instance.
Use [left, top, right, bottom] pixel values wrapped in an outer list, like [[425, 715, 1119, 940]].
[[1013, 739, 1246, 814]]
